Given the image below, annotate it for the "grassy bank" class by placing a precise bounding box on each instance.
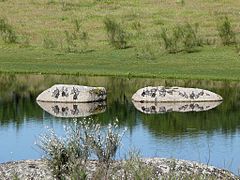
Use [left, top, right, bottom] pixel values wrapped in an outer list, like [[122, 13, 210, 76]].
[[0, 0, 239, 81], [0, 46, 239, 81]]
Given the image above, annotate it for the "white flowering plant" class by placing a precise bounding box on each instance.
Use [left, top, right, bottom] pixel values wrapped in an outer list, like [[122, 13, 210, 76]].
[[37, 118, 127, 178]]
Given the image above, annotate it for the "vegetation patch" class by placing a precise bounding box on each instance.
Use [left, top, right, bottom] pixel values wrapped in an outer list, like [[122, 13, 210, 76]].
[[217, 16, 236, 46], [104, 18, 128, 49], [37, 119, 126, 179], [0, 18, 17, 44], [33, 119, 239, 179], [158, 23, 202, 54], [0, 0, 239, 80]]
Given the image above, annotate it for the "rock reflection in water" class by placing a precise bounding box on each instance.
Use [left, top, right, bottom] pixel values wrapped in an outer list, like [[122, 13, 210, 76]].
[[132, 101, 222, 114], [37, 101, 106, 118]]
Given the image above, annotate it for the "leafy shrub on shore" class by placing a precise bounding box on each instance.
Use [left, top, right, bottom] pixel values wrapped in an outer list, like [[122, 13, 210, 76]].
[[36, 119, 238, 179], [37, 119, 126, 179], [38, 125, 89, 178], [217, 16, 236, 46], [0, 18, 17, 43], [104, 18, 128, 49]]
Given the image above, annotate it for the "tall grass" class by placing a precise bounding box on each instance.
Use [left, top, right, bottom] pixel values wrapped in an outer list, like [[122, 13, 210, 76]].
[[62, 19, 89, 53], [122, 150, 157, 179], [217, 16, 236, 46], [136, 39, 157, 60], [159, 23, 202, 53], [43, 36, 56, 49], [182, 23, 202, 52], [104, 18, 128, 49], [0, 18, 17, 43], [159, 26, 183, 54], [64, 30, 77, 52]]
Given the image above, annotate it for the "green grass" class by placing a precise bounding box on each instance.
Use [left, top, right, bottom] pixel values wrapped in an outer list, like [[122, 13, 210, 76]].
[[0, 46, 239, 81], [0, 0, 239, 81]]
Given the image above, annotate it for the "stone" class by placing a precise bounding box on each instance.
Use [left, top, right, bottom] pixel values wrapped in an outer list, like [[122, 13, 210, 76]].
[[132, 101, 222, 114], [132, 86, 223, 102], [0, 159, 238, 179], [36, 84, 107, 102], [37, 101, 106, 118]]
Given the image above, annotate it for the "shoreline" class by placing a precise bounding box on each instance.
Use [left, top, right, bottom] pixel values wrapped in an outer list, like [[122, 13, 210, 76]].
[[0, 158, 238, 179], [0, 71, 240, 83]]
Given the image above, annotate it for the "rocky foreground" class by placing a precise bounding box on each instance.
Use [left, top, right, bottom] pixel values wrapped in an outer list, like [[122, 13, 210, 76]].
[[0, 158, 238, 180]]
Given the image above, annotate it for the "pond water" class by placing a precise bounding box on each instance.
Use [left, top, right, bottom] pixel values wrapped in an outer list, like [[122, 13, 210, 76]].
[[0, 74, 240, 174]]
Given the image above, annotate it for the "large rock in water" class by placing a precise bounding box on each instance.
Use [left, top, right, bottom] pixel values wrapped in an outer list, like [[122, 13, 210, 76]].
[[36, 84, 107, 102], [37, 101, 106, 118], [132, 86, 223, 102], [132, 101, 222, 114]]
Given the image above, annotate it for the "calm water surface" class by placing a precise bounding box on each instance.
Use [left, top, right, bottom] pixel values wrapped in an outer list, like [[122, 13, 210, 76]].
[[0, 74, 240, 174]]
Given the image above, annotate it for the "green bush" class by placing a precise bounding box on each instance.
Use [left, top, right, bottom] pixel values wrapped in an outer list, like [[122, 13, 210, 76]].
[[37, 122, 90, 178], [104, 18, 128, 49], [159, 23, 202, 53], [0, 18, 17, 43], [159, 26, 182, 53], [181, 23, 202, 52], [217, 16, 236, 46]]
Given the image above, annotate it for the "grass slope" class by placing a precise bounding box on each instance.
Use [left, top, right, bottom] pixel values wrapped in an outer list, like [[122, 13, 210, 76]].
[[0, 0, 239, 80]]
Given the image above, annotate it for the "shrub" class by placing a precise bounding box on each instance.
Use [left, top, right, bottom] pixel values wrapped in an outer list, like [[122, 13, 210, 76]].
[[37, 119, 126, 179], [217, 16, 236, 46], [159, 26, 182, 53], [64, 30, 77, 52], [37, 125, 89, 178], [158, 23, 202, 53], [104, 18, 128, 49], [86, 122, 124, 166], [181, 23, 202, 52], [0, 18, 17, 43], [62, 20, 89, 53]]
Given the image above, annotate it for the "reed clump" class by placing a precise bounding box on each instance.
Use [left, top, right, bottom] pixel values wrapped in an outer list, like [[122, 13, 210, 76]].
[[217, 16, 236, 46], [0, 18, 17, 44], [159, 23, 202, 53], [104, 18, 128, 49]]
